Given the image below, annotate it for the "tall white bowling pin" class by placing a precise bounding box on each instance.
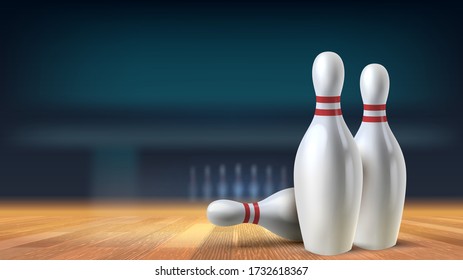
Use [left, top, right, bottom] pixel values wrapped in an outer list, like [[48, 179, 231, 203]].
[[294, 51, 363, 255], [207, 188, 302, 241], [354, 64, 407, 250]]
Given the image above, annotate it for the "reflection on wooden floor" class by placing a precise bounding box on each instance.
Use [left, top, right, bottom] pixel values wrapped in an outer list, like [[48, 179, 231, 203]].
[[0, 200, 461, 259]]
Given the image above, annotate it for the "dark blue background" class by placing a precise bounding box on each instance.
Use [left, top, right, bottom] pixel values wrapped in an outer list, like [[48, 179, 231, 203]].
[[1, 0, 462, 199]]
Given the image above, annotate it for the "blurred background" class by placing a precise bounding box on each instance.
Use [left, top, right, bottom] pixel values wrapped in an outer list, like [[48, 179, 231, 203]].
[[0, 0, 462, 200]]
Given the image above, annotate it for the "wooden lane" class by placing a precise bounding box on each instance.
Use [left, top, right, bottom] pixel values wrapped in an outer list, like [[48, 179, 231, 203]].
[[0, 200, 461, 260]]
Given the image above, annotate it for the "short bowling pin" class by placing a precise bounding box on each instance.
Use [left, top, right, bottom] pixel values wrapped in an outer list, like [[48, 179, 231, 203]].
[[207, 188, 302, 241]]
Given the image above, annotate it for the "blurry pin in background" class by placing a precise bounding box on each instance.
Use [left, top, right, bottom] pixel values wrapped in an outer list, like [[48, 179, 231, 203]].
[[189, 166, 197, 201], [233, 163, 244, 200], [249, 164, 259, 200], [203, 165, 212, 201], [264, 165, 273, 197], [280, 166, 288, 190], [217, 164, 228, 198]]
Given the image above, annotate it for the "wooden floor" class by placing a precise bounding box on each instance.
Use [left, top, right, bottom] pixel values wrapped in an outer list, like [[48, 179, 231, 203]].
[[0, 200, 461, 260]]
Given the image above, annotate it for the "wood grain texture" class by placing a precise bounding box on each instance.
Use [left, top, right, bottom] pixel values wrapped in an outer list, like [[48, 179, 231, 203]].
[[0, 199, 461, 260]]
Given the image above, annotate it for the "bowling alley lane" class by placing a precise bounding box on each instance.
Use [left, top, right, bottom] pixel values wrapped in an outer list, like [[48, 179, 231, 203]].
[[0, 199, 461, 260]]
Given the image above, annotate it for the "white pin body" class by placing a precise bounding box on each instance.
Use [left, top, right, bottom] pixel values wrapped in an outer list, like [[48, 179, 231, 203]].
[[354, 63, 407, 250], [259, 188, 302, 241], [294, 116, 363, 255], [207, 200, 245, 227], [354, 123, 406, 249], [207, 188, 302, 241], [294, 51, 363, 255]]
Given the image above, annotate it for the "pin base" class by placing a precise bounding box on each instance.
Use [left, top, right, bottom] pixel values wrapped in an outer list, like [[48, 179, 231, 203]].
[[304, 243, 353, 256], [353, 240, 397, 251]]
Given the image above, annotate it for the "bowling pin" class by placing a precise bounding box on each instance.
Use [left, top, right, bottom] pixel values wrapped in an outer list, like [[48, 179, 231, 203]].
[[233, 163, 244, 199], [217, 164, 228, 198], [188, 166, 197, 201], [249, 164, 259, 199], [280, 166, 288, 190], [264, 165, 273, 197], [354, 64, 407, 250], [294, 51, 363, 255], [203, 165, 212, 200], [207, 188, 302, 241]]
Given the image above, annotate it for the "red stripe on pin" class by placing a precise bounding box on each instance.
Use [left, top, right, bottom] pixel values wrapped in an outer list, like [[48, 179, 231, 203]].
[[252, 202, 260, 224], [316, 96, 341, 103], [363, 116, 388, 122], [364, 104, 386, 110], [243, 203, 250, 223], [315, 109, 342, 116]]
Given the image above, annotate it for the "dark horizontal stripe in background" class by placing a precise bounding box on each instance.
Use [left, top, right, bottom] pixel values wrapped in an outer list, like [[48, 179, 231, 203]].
[[0, 0, 462, 198]]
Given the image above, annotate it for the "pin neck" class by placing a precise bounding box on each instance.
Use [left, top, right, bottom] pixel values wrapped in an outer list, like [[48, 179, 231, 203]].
[[315, 95, 342, 116], [363, 104, 387, 122], [242, 202, 260, 224]]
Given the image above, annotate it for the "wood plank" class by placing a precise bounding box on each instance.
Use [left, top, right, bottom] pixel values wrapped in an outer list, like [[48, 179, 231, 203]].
[[395, 232, 463, 259], [1, 217, 146, 259], [0, 232, 69, 251], [0, 217, 100, 241], [400, 224, 463, 247], [405, 216, 463, 228], [229, 224, 317, 260], [402, 219, 463, 235], [140, 222, 214, 259], [52, 217, 193, 260], [191, 226, 235, 259]]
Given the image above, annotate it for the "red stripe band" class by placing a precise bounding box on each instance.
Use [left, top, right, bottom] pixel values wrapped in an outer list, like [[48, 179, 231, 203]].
[[363, 116, 388, 122], [315, 109, 342, 116], [364, 104, 386, 110], [252, 202, 260, 224], [316, 96, 341, 103], [242, 203, 250, 223]]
